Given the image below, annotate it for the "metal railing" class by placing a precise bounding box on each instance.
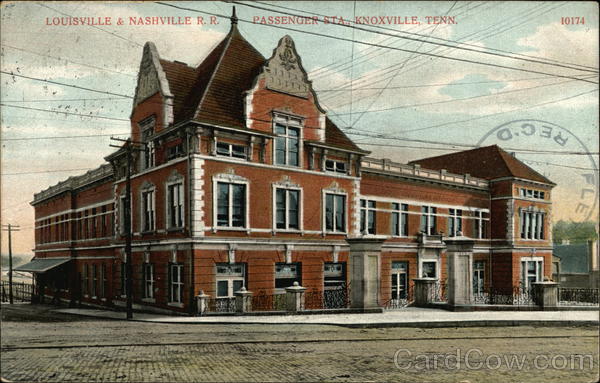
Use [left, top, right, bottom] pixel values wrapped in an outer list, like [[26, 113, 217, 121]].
[[207, 297, 236, 313], [382, 287, 414, 309], [472, 286, 537, 305], [251, 291, 286, 311], [1, 281, 34, 302], [304, 285, 350, 310], [559, 288, 599, 306]]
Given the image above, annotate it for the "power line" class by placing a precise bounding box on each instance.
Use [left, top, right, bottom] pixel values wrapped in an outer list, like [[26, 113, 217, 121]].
[[255, 0, 596, 74], [233, 1, 598, 74], [3, 168, 94, 176], [1, 97, 129, 103], [332, 74, 598, 116], [0, 70, 133, 98], [0, 104, 130, 122], [304, 1, 483, 77], [2, 44, 137, 78], [149, 3, 600, 85], [1, 133, 130, 142], [522, 160, 598, 171], [356, 142, 600, 156], [396, 87, 598, 134], [350, 0, 458, 127], [313, 74, 594, 93], [250, 0, 597, 74], [316, 2, 571, 104]]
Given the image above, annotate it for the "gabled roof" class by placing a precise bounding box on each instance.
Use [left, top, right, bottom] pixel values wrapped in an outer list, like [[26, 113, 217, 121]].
[[324, 117, 364, 152], [410, 145, 554, 185], [154, 16, 364, 153]]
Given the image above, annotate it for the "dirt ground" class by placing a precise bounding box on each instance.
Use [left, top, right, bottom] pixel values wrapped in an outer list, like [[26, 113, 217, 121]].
[[1, 304, 598, 382]]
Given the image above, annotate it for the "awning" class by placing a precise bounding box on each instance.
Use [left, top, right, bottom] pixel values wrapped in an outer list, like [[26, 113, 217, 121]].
[[14, 258, 70, 273]]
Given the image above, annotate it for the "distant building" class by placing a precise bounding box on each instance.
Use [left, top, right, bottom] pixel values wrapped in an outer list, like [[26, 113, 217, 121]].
[[554, 240, 598, 288], [22, 11, 556, 314]]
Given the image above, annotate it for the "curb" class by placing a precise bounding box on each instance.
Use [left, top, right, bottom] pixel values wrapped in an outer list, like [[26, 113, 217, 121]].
[[52, 310, 599, 328]]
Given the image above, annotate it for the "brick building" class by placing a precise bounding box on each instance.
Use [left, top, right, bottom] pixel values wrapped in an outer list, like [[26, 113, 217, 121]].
[[26, 14, 555, 314]]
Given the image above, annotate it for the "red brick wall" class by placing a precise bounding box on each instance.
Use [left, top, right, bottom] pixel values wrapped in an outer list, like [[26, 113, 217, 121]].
[[202, 159, 356, 238]]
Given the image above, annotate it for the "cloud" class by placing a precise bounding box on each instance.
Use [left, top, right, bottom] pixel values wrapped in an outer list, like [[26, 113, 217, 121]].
[[312, 21, 598, 117]]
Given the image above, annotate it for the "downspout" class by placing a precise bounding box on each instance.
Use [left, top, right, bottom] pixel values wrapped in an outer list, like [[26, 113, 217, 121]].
[[186, 127, 195, 314]]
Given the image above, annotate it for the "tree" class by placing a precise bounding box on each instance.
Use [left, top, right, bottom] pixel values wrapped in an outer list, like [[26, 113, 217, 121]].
[[553, 220, 598, 244]]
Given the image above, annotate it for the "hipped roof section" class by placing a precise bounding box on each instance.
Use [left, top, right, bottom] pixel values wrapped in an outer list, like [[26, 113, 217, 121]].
[[410, 145, 555, 185]]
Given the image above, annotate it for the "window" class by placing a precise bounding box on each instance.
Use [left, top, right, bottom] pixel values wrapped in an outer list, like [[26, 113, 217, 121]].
[[167, 183, 184, 229], [325, 159, 347, 174], [141, 189, 155, 232], [275, 263, 301, 289], [392, 203, 408, 236], [474, 211, 488, 239], [143, 263, 154, 299], [421, 261, 437, 278], [420, 206, 437, 235], [447, 209, 463, 237], [520, 211, 545, 240], [101, 264, 107, 298], [84, 211, 89, 239], [82, 264, 89, 295], [101, 206, 107, 237], [169, 263, 184, 303], [325, 193, 346, 233], [166, 143, 184, 160], [275, 188, 300, 230], [140, 117, 155, 170], [521, 258, 543, 290], [274, 118, 300, 166], [360, 200, 376, 235], [91, 208, 97, 238], [120, 262, 127, 296], [519, 188, 545, 200], [215, 263, 245, 297], [391, 261, 408, 300], [216, 142, 247, 159], [473, 261, 485, 295], [217, 182, 246, 228], [324, 263, 346, 290], [91, 264, 98, 297]]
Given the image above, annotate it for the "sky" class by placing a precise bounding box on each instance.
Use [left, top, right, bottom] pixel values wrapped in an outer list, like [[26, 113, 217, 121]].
[[1, 1, 598, 256]]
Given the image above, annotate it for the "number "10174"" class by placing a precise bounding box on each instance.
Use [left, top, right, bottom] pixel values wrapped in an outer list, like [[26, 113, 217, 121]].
[[561, 17, 585, 25]]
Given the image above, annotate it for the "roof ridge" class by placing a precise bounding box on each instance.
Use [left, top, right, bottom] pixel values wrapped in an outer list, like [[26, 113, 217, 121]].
[[495, 145, 552, 183], [194, 27, 237, 120]]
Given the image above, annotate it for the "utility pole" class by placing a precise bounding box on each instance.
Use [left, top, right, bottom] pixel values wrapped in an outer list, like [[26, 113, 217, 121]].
[[2, 224, 20, 304], [110, 137, 144, 320]]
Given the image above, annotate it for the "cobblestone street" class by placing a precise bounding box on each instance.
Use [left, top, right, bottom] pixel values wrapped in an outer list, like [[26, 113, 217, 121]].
[[1, 305, 598, 382]]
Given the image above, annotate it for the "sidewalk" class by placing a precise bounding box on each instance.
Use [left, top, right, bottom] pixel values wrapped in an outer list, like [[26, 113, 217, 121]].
[[54, 307, 599, 328]]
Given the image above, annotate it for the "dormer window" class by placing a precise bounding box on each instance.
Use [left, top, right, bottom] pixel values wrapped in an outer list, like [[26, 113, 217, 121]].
[[216, 142, 247, 159], [139, 116, 156, 170], [325, 159, 347, 174], [273, 114, 301, 167]]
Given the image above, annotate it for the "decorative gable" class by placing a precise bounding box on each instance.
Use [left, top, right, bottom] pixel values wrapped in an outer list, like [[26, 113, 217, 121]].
[[133, 42, 174, 127], [262, 35, 311, 99]]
